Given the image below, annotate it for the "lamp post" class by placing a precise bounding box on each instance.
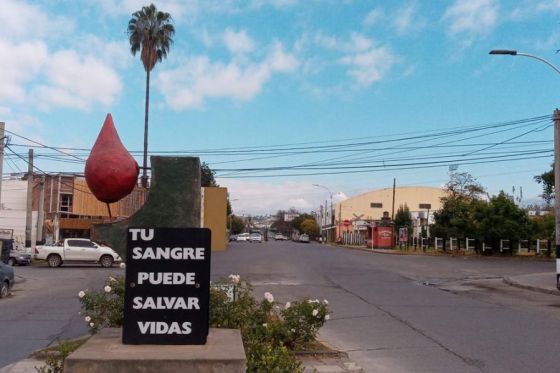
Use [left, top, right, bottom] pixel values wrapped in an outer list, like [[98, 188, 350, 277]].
[[490, 49, 560, 290], [313, 184, 334, 243]]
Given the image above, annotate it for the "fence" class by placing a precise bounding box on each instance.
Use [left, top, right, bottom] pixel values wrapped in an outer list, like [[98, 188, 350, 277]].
[[342, 232, 365, 246]]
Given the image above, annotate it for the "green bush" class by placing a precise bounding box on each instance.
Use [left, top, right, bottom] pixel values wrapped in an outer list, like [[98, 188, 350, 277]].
[[35, 339, 86, 373], [77, 274, 330, 373], [78, 276, 124, 334]]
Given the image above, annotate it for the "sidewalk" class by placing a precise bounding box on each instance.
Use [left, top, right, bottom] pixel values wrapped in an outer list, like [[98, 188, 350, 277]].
[[504, 272, 559, 296]]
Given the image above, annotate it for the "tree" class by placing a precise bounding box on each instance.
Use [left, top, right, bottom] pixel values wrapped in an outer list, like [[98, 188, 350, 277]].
[[473, 191, 530, 248], [128, 4, 175, 188], [271, 210, 291, 235], [228, 215, 245, 235], [300, 218, 320, 237], [290, 213, 315, 232], [534, 164, 554, 206], [432, 172, 485, 238], [445, 171, 485, 199], [201, 162, 218, 187], [394, 204, 412, 231]]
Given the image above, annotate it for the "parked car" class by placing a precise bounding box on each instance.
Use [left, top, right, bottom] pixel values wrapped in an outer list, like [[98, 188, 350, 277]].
[[274, 233, 287, 241], [8, 250, 31, 266], [250, 233, 263, 243], [299, 234, 310, 243], [236, 233, 250, 242], [229, 235, 237, 242], [0, 261, 15, 298], [34, 238, 121, 268]]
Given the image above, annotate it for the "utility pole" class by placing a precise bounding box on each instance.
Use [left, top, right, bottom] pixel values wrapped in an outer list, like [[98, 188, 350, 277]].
[[25, 149, 33, 248], [0, 122, 4, 212], [37, 175, 45, 243], [391, 178, 396, 220], [554, 109, 560, 289]]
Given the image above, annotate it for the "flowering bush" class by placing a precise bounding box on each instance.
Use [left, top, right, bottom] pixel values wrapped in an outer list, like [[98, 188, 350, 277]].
[[77, 274, 330, 373], [210, 276, 330, 372], [78, 276, 124, 333]]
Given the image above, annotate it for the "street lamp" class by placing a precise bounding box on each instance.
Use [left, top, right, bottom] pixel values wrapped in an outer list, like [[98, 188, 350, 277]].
[[490, 49, 560, 290], [313, 184, 334, 243]]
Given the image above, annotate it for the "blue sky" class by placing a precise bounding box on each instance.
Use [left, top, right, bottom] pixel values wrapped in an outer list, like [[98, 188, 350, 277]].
[[2, 0, 560, 215]]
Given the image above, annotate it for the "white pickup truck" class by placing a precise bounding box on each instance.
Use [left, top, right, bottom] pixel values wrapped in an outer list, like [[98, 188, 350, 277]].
[[34, 238, 121, 268]]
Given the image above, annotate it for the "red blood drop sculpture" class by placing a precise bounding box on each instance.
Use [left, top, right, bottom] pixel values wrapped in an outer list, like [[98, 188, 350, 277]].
[[85, 114, 139, 203]]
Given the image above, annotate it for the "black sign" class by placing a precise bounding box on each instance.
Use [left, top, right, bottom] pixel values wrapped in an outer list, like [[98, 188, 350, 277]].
[[123, 228, 211, 345]]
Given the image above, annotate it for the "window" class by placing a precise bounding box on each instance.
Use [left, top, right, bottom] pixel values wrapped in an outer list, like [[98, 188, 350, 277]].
[[60, 193, 73, 217], [370, 202, 383, 208], [419, 203, 431, 209]]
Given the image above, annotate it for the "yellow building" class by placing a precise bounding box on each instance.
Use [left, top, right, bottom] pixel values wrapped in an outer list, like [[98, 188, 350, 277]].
[[333, 186, 446, 240]]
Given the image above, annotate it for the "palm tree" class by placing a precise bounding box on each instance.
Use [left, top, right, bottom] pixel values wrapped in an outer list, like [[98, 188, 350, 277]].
[[128, 4, 175, 188]]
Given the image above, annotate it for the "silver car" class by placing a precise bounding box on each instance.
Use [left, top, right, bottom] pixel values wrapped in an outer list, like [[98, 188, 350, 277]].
[[0, 261, 15, 298]]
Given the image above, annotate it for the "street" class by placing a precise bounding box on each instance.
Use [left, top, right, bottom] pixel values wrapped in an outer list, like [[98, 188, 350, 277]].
[[215, 240, 560, 373], [0, 264, 122, 368], [1, 241, 559, 372]]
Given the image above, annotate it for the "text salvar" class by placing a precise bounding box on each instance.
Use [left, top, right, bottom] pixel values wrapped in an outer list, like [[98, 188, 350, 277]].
[[133, 296, 200, 310], [138, 321, 192, 335], [132, 247, 205, 260], [137, 272, 195, 285]]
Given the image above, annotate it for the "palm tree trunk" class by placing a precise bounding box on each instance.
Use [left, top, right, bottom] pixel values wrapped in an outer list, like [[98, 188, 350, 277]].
[[141, 68, 150, 188]]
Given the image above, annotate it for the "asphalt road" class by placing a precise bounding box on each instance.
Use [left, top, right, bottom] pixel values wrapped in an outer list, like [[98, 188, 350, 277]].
[[1, 241, 559, 372], [0, 263, 122, 368], [215, 240, 560, 373]]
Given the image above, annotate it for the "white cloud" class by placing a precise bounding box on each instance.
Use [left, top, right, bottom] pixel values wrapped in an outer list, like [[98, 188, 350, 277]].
[[536, 0, 560, 11], [158, 42, 298, 110], [0, 107, 11, 116], [0, 0, 74, 41], [363, 8, 385, 26], [443, 0, 498, 36], [96, 0, 190, 20], [219, 179, 321, 215], [340, 46, 396, 86], [223, 29, 255, 54], [76, 36, 133, 70], [311, 33, 397, 87], [33, 50, 122, 110], [394, 2, 425, 36], [0, 40, 48, 103], [251, 0, 298, 8], [219, 178, 349, 215]]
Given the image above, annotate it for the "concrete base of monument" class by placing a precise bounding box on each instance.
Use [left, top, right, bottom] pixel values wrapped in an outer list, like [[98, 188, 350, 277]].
[[64, 328, 246, 373]]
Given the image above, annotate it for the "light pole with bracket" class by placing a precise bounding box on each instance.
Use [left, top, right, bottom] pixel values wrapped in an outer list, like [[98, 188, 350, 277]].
[[490, 49, 560, 290]]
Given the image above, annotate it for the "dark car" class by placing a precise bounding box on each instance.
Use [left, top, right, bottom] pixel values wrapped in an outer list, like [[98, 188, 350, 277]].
[[8, 250, 31, 266], [0, 261, 15, 298]]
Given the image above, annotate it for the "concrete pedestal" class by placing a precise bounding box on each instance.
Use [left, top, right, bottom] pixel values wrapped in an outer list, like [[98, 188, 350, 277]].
[[64, 328, 246, 373]]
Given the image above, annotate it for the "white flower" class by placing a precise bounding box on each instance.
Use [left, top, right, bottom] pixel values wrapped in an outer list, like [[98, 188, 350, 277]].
[[119, 262, 126, 269], [228, 274, 240, 284], [312, 309, 319, 317], [323, 299, 329, 305], [109, 277, 116, 282], [78, 291, 86, 298], [264, 292, 274, 303], [104, 285, 112, 293], [325, 314, 330, 320], [262, 323, 268, 328], [291, 328, 295, 333], [89, 322, 95, 328], [84, 316, 91, 322], [285, 302, 291, 309]]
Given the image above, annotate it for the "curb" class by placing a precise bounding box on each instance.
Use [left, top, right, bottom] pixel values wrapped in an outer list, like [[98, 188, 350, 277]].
[[502, 277, 560, 296]]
